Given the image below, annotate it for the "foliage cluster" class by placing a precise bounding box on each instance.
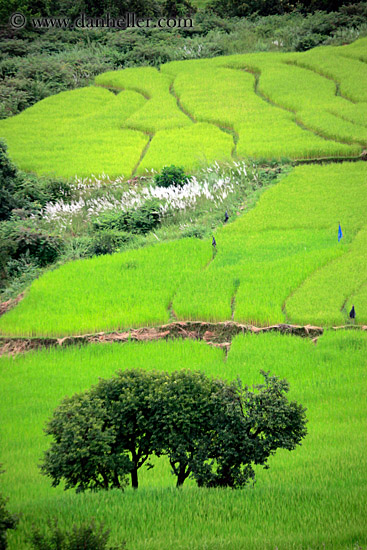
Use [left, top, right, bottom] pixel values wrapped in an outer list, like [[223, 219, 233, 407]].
[[0, 140, 69, 290], [154, 165, 190, 188], [0, 492, 17, 550], [1, 5, 367, 118], [41, 368, 306, 491], [29, 519, 125, 550], [92, 199, 161, 235]]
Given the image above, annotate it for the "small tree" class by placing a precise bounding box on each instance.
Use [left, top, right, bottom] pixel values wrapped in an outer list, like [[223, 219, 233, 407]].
[[40, 391, 129, 492]]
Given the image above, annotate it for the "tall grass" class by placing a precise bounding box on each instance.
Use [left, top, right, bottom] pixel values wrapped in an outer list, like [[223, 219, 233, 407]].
[[0, 239, 212, 336], [1, 332, 366, 549]]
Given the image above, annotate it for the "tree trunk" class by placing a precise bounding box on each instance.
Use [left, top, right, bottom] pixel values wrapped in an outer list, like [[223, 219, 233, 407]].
[[176, 465, 188, 488], [131, 467, 138, 489]]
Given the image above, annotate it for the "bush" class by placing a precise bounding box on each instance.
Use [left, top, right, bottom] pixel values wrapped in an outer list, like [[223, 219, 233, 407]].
[[89, 229, 132, 256], [29, 519, 125, 550], [155, 165, 190, 188], [0, 493, 17, 550], [0, 140, 19, 222], [293, 32, 326, 51], [0, 466, 18, 550], [180, 225, 207, 239], [0, 219, 63, 274], [92, 200, 161, 235]]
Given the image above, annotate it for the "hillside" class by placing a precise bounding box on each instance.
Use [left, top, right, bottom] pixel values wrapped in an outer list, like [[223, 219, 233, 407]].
[[1, 161, 366, 336], [1, 38, 367, 178], [1, 33, 367, 550]]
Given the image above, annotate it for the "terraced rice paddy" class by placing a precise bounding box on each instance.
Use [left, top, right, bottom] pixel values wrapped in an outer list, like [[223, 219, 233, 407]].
[[1, 35, 367, 550], [1, 38, 367, 178], [1, 332, 366, 549], [1, 161, 366, 336]]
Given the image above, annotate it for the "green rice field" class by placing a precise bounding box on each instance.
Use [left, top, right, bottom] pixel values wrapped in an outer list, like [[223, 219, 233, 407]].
[[1, 35, 367, 550], [1, 332, 366, 549], [1, 161, 366, 336], [1, 38, 367, 178]]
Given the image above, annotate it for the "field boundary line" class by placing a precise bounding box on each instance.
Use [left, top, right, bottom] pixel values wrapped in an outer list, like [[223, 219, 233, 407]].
[[1, 320, 366, 357], [131, 132, 154, 177], [283, 59, 357, 104], [233, 66, 362, 151], [94, 83, 151, 100], [169, 81, 196, 123], [169, 75, 239, 159]]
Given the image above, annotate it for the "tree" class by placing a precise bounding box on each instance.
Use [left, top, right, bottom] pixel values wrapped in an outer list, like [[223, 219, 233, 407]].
[[191, 371, 308, 488], [40, 391, 130, 492], [41, 369, 307, 491], [151, 370, 229, 487], [41, 370, 165, 490]]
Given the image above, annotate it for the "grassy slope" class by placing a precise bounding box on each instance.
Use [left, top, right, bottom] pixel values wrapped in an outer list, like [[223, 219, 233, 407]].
[[1, 39, 367, 178], [1, 161, 366, 336], [1, 331, 366, 549]]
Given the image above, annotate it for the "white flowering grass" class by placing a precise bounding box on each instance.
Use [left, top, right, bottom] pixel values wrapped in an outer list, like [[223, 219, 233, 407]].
[[39, 160, 255, 230]]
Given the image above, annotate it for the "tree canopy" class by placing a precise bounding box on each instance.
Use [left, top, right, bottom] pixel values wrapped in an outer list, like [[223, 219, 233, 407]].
[[41, 368, 307, 491]]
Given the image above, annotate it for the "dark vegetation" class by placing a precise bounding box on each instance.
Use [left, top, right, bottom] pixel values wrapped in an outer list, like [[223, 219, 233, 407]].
[[0, 468, 18, 550], [155, 165, 190, 188], [0, 4, 366, 118], [29, 519, 126, 550], [40, 369, 307, 491]]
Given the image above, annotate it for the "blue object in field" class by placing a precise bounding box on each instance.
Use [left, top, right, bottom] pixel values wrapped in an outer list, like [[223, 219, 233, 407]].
[[212, 236, 216, 247], [349, 305, 356, 319], [338, 223, 343, 242]]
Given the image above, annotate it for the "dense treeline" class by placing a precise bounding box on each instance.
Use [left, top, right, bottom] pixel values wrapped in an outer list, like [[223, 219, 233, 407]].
[[1, 4, 367, 118], [0, 0, 364, 21]]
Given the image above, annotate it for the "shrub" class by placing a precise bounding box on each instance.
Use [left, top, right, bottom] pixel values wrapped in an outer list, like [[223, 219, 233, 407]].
[[89, 229, 132, 256], [29, 519, 125, 550], [0, 140, 19, 222], [0, 493, 17, 550], [293, 32, 326, 51], [92, 200, 161, 235], [0, 466, 18, 550], [0, 219, 63, 272], [180, 225, 207, 239], [155, 165, 190, 188]]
